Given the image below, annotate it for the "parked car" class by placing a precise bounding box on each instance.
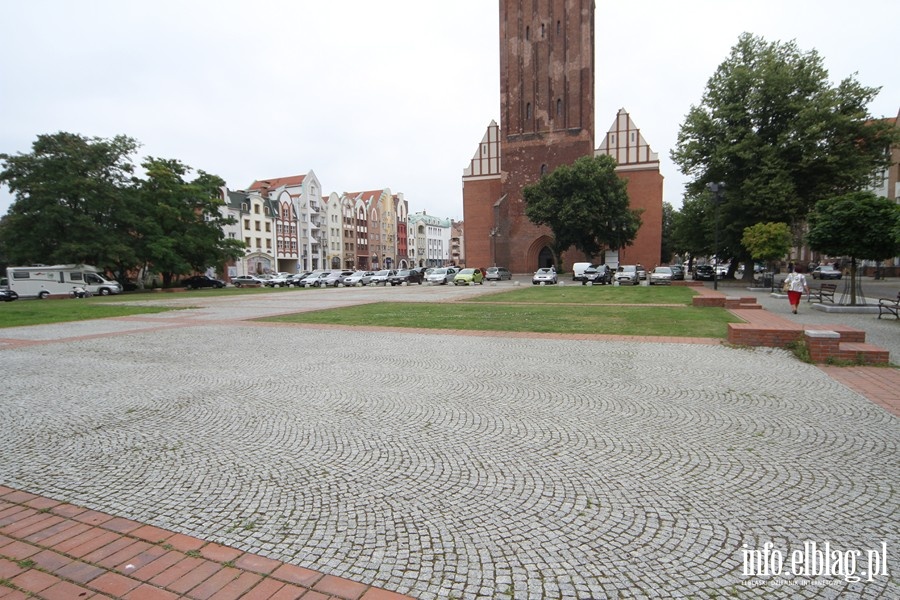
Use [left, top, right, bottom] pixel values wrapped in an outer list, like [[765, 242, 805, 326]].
[[582, 265, 613, 285], [388, 269, 423, 285], [811, 265, 842, 280], [426, 268, 456, 285], [485, 267, 512, 281], [264, 273, 293, 287], [453, 268, 484, 285], [320, 271, 349, 287], [231, 275, 264, 287], [637, 264, 647, 280], [369, 269, 396, 285], [286, 272, 311, 286], [572, 262, 592, 281], [0, 288, 19, 302], [615, 265, 640, 285], [182, 275, 226, 289], [693, 265, 717, 281], [343, 271, 374, 286], [649, 266, 674, 285], [670, 265, 685, 281], [299, 272, 330, 287], [532, 268, 558, 285]]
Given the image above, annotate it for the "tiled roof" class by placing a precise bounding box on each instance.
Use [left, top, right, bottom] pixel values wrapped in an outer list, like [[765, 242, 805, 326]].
[[248, 175, 306, 191]]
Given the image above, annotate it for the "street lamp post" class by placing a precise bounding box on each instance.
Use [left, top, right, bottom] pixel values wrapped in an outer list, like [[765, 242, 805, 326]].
[[489, 227, 500, 267], [707, 182, 726, 291]]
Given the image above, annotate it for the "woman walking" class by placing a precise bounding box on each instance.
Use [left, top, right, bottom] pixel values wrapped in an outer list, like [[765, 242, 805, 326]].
[[783, 266, 809, 314]]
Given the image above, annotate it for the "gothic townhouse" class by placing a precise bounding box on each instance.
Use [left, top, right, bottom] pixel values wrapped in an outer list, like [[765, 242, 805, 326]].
[[219, 174, 449, 278]]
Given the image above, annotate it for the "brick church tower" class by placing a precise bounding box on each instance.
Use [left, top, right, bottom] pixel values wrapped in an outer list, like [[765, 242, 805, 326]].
[[463, 1, 662, 273], [464, 0, 595, 273]]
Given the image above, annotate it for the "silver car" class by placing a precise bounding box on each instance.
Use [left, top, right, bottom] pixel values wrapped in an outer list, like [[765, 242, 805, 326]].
[[485, 267, 512, 281], [649, 266, 673, 285], [616, 265, 640, 285], [342, 271, 374, 286], [300, 272, 330, 287], [369, 270, 395, 285], [531, 268, 558, 285], [425, 268, 455, 285]]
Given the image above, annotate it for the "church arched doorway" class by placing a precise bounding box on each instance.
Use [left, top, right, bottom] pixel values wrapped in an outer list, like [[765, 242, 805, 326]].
[[537, 247, 554, 269]]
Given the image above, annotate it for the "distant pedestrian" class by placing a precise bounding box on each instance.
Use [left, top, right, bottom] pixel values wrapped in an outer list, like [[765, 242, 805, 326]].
[[783, 266, 809, 314]]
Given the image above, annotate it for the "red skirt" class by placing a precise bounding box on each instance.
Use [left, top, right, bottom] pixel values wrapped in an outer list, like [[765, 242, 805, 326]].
[[787, 290, 802, 305]]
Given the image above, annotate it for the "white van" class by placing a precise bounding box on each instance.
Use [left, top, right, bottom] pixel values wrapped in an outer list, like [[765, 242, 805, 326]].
[[572, 262, 592, 281], [7, 265, 122, 299]]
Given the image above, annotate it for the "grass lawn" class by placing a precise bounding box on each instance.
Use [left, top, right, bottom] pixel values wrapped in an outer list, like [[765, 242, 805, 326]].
[[468, 285, 696, 305], [0, 298, 180, 328], [261, 299, 741, 338]]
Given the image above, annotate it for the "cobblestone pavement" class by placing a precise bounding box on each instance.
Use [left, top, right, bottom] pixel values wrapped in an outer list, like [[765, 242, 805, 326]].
[[0, 283, 898, 599]]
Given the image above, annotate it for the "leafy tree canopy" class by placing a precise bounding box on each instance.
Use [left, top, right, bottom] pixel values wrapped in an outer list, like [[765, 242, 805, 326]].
[[0, 132, 241, 283], [671, 32, 899, 266], [0, 132, 139, 267], [523, 154, 641, 266], [806, 192, 900, 261], [741, 221, 792, 264]]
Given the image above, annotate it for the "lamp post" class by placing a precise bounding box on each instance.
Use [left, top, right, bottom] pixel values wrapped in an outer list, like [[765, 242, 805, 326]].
[[489, 227, 500, 267], [707, 182, 726, 290]]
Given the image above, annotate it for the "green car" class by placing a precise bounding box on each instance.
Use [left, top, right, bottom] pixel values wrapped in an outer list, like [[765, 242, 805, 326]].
[[453, 268, 484, 285]]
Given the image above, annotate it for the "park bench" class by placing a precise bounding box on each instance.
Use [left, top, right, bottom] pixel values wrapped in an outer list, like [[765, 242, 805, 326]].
[[807, 282, 837, 304], [878, 292, 900, 319]]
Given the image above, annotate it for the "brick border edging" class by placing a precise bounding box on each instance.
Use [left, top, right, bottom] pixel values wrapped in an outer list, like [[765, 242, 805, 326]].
[[0, 486, 413, 600]]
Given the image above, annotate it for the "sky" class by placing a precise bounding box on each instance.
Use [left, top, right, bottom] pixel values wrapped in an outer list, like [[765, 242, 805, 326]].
[[1, 0, 897, 220]]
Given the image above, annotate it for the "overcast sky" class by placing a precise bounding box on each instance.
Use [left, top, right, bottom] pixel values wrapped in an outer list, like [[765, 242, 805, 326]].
[[1, 0, 896, 220]]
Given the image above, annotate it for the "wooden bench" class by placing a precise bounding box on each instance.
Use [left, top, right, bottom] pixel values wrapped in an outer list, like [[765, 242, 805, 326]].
[[878, 292, 900, 319], [807, 282, 837, 303]]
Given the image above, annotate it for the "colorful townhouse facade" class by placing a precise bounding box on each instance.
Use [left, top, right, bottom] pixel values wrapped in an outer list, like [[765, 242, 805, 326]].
[[219, 176, 454, 279]]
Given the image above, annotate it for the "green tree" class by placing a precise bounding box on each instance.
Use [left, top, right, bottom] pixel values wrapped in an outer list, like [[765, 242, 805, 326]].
[[660, 202, 675, 263], [806, 192, 900, 304], [741, 222, 792, 275], [135, 157, 243, 287], [523, 155, 641, 269], [0, 132, 139, 269], [671, 33, 898, 274], [670, 193, 712, 269]]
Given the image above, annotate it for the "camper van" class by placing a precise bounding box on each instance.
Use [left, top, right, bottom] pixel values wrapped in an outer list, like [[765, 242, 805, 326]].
[[6, 265, 122, 299]]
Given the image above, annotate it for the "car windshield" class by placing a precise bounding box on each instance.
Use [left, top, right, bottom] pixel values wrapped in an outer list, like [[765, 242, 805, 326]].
[[537, 268, 552, 274], [459, 269, 474, 275], [487, 268, 498, 273], [432, 269, 447, 275], [654, 267, 672, 274], [620, 266, 636, 272]]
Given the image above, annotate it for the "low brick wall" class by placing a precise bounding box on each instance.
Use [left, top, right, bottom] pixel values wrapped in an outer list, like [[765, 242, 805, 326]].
[[728, 324, 804, 347]]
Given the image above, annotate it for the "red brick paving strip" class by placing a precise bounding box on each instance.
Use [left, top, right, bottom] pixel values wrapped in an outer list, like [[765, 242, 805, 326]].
[[0, 486, 417, 599]]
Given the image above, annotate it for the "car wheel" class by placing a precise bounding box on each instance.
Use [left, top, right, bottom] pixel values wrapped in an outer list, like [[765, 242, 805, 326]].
[[39, 291, 49, 299], [100, 288, 110, 296]]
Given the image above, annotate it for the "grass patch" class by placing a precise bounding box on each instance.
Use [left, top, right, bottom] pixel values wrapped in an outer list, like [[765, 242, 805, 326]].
[[260, 301, 740, 338], [0, 298, 180, 328], [468, 285, 697, 305]]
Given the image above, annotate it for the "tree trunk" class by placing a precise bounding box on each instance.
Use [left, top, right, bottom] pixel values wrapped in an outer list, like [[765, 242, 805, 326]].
[[849, 257, 857, 305]]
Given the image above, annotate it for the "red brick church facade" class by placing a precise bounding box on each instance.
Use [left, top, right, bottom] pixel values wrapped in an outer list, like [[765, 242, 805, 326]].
[[463, 0, 662, 273]]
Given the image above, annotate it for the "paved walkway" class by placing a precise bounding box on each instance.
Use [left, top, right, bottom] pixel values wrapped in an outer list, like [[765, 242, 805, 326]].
[[0, 281, 897, 599]]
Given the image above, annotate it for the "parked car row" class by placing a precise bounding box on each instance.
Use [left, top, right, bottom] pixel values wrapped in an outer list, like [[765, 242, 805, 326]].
[[222, 267, 492, 289]]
